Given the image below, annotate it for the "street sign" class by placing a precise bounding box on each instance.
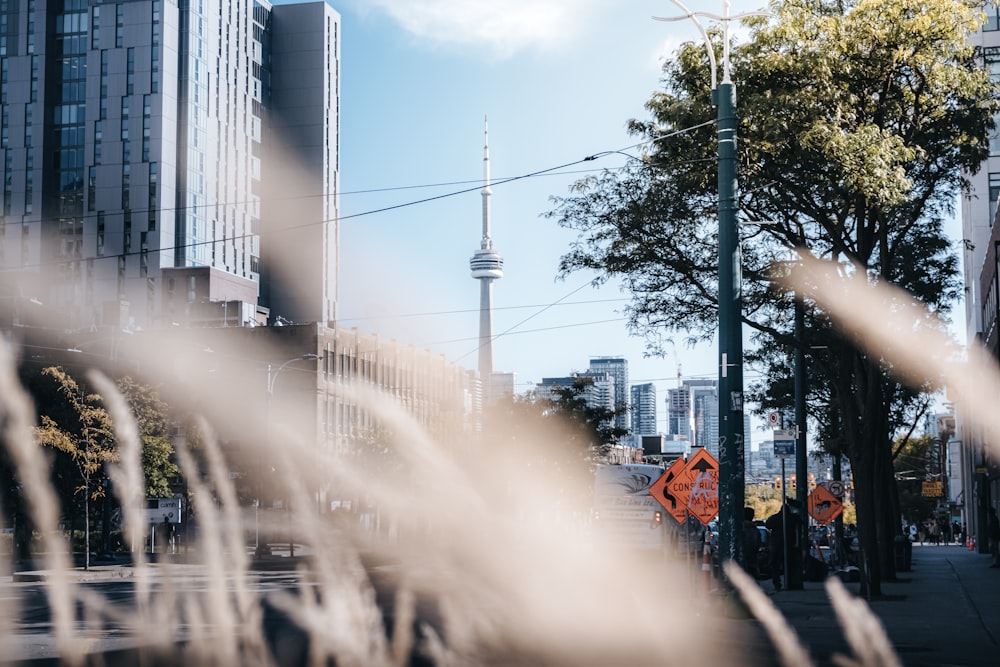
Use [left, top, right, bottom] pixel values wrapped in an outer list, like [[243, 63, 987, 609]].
[[144, 497, 183, 525], [921, 481, 942, 497], [665, 448, 719, 526], [807, 485, 843, 525], [767, 411, 781, 427], [773, 429, 796, 459], [827, 480, 845, 498], [650, 457, 688, 524]]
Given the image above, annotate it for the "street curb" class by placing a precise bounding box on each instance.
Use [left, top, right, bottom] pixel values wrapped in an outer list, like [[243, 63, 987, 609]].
[[12, 567, 135, 583]]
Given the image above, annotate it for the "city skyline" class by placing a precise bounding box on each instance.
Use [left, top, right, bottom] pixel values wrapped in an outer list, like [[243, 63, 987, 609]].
[[332, 0, 743, 437]]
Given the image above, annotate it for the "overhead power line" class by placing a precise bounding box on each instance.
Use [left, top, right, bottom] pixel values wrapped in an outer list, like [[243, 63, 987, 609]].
[[2, 120, 717, 274]]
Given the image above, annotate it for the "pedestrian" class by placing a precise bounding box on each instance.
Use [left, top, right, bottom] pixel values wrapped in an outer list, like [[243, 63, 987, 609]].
[[989, 508, 1000, 568], [765, 499, 803, 592], [765, 506, 785, 591], [742, 506, 762, 579]]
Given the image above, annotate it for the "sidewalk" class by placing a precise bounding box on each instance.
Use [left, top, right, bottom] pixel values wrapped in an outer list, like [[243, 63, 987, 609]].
[[763, 544, 1000, 666]]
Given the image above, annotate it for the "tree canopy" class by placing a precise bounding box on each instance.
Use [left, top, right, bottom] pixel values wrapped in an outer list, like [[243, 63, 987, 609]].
[[547, 0, 997, 596]]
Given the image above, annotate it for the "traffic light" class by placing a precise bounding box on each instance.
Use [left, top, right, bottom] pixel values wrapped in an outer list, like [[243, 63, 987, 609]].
[[790, 473, 797, 490], [808, 472, 816, 490], [774, 475, 782, 492]]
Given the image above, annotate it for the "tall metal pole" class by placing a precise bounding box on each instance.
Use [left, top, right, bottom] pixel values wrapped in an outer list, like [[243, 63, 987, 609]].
[[655, 1, 768, 579], [789, 297, 806, 589], [715, 77, 744, 572]]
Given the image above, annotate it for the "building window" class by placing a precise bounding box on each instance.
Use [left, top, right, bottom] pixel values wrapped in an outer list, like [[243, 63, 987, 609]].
[[115, 4, 124, 48], [148, 162, 157, 217], [24, 152, 32, 214], [91, 6, 100, 48], [990, 172, 1000, 226], [88, 166, 96, 211], [142, 95, 150, 161], [126, 48, 135, 94], [987, 3, 1000, 31], [94, 120, 102, 163], [120, 97, 129, 139], [123, 210, 131, 253], [121, 163, 130, 210], [96, 211, 105, 256]]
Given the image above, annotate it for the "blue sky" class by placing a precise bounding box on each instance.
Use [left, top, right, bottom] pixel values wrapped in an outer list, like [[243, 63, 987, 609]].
[[327, 0, 750, 434]]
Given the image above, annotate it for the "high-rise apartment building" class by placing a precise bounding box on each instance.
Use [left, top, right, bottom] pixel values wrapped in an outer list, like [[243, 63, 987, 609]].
[[630, 382, 656, 436], [959, 6, 1000, 547], [0, 0, 339, 332], [588, 356, 628, 433]]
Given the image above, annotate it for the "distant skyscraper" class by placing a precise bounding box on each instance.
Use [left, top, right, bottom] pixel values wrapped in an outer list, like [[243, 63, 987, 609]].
[[588, 357, 629, 432], [0, 0, 340, 330], [469, 118, 503, 396], [667, 379, 718, 456], [537, 374, 614, 415], [630, 382, 657, 435], [489, 372, 516, 403]]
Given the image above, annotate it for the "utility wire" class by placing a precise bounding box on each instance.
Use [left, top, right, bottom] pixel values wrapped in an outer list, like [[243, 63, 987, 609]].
[[2, 120, 717, 273], [337, 297, 629, 322]]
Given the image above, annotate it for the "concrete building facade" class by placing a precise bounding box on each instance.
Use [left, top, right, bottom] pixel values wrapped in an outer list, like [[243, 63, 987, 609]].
[[0, 0, 339, 333], [959, 5, 1000, 549]]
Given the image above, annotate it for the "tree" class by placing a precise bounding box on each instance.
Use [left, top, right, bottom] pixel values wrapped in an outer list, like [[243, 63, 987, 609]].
[[117, 377, 179, 497], [547, 0, 996, 597], [34, 366, 116, 569], [542, 375, 631, 460], [893, 433, 939, 523]]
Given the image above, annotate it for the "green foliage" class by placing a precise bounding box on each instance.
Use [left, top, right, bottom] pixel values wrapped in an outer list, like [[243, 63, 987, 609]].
[[543, 375, 631, 453], [117, 377, 179, 497], [35, 366, 117, 500], [893, 433, 939, 521], [745, 484, 783, 523], [547, 0, 995, 595]]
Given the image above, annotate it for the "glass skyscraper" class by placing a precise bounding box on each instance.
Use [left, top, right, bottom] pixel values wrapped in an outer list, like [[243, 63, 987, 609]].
[[0, 0, 339, 332]]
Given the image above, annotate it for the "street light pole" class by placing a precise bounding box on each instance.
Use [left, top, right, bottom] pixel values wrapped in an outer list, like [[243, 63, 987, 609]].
[[262, 353, 318, 559], [790, 295, 807, 589], [655, 1, 769, 576]]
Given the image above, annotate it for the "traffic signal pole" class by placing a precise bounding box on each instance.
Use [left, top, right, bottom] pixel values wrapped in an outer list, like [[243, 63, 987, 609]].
[[789, 297, 806, 589]]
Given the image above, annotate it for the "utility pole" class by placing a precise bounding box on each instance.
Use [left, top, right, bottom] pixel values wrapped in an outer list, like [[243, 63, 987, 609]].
[[655, 0, 769, 580], [789, 296, 806, 589]]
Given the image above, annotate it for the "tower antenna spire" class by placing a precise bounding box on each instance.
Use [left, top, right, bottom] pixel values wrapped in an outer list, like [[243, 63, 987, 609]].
[[470, 115, 504, 400]]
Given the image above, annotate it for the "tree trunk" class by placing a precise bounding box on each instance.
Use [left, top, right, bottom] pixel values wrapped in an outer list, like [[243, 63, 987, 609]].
[[876, 443, 898, 581], [837, 350, 884, 599]]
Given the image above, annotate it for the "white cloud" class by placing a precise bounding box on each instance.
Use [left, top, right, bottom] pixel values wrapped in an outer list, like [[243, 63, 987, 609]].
[[363, 0, 604, 59]]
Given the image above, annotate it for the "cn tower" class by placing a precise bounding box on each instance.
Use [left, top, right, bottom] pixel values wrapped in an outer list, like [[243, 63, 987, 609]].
[[469, 117, 503, 392]]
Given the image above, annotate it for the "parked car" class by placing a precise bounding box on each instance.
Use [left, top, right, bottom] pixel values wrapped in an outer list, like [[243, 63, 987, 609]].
[[811, 524, 832, 547]]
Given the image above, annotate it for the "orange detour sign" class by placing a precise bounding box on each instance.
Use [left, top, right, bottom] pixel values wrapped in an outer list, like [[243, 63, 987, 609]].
[[808, 484, 843, 525], [650, 457, 688, 524], [665, 448, 719, 526]]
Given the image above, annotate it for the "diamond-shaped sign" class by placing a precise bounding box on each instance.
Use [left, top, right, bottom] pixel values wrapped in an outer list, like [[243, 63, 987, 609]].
[[650, 457, 688, 524], [665, 448, 719, 526], [808, 484, 843, 525]]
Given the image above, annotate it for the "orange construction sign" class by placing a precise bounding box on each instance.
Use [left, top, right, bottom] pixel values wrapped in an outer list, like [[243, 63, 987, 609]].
[[808, 484, 843, 525], [650, 457, 688, 524], [665, 448, 719, 526]]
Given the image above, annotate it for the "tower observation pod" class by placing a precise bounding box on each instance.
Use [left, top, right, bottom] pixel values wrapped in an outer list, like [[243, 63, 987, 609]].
[[470, 117, 503, 388]]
